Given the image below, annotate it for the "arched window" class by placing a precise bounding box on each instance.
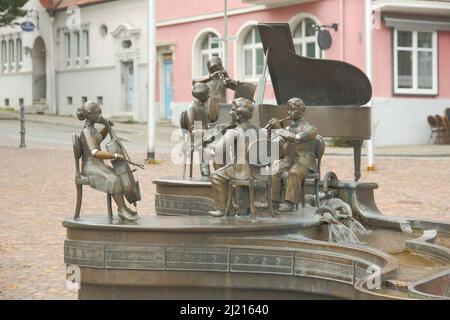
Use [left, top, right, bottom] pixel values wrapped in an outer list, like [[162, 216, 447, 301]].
[[199, 32, 222, 76], [242, 26, 264, 79], [293, 17, 322, 59]]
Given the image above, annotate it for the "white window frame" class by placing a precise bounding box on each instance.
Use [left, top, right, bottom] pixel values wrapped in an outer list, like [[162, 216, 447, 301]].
[[198, 32, 222, 76], [393, 29, 438, 95], [1, 40, 7, 73], [64, 32, 71, 67], [292, 17, 322, 59], [242, 26, 264, 81], [8, 39, 15, 72], [74, 31, 80, 66], [83, 29, 90, 65], [16, 38, 22, 70]]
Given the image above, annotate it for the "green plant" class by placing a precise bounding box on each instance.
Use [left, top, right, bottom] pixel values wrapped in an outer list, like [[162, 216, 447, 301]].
[[0, 0, 28, 28], [1, 107, 16, 112]]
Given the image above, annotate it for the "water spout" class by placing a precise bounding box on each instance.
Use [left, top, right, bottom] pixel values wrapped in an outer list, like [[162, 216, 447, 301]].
[[328, 223, 361, 244]]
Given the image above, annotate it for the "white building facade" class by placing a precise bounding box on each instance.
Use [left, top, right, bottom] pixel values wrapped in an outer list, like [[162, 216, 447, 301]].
[[0, 0, 150, 121]]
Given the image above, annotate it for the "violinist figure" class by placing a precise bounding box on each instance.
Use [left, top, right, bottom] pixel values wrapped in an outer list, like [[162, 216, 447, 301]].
[[192, 56, 237, 123], [208, 98, 260, 218], [77, 101, 138, 221]]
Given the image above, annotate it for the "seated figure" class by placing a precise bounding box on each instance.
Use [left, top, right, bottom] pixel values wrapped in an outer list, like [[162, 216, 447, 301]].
[[180, 82, 211, 177], [77, 101, 138, 221], [208, 98, 260, 217], [267, 98, 318, 213]]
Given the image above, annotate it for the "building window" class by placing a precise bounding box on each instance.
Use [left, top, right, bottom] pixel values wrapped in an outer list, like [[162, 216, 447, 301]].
[[8, 39, 15, 71], [82, 96, 88, 104], [1, 40, 6, 72], [16, 38, 22, 69], [394, 29, 437, 95], [293, 17, 321, 58], [122, 40, 132, 49], [67, 97, 73, 105], [5, 98, 10, 106], [83, 30, 90, 65], [19, 98, 24, 106], [65, 33, 71, 67], [74, 31, 80, 66], [243, 27, 264, 79], [199, 32, 222, 76], [97, 96, 103, 105]]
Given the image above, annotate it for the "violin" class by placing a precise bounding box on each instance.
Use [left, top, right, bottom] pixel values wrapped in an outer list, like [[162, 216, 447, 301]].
[[203, 121, 237, 144], [101, 117, 142, 207]]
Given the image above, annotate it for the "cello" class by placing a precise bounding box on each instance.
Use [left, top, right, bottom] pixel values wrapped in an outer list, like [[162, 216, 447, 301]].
[[101, 117, 143, 207]]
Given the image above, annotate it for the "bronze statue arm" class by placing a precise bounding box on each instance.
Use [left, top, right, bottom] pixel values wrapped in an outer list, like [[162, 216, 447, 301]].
[[91, 149, 124, 161], [100, 126, 109, 140], [279, 126, 318, 144]]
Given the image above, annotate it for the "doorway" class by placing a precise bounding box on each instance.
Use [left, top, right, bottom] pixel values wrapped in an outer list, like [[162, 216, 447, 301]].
[[162, 54, 173, 119], [123, 61, 134, 112], [32, 37, 46, 103]]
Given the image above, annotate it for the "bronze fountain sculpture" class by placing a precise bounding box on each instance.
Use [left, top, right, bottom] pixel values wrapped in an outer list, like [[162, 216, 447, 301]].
[[63, 23, 450, 301]]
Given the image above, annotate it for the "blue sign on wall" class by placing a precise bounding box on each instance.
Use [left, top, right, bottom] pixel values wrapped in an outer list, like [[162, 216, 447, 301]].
[[21, 21, 35, 32]]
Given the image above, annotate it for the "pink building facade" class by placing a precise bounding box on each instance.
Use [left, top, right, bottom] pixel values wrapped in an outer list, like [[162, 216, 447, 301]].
[[155, 0, 450, 146]]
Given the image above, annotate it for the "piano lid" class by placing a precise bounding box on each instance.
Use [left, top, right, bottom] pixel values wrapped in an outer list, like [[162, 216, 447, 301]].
[[258, 23, 372, 107]]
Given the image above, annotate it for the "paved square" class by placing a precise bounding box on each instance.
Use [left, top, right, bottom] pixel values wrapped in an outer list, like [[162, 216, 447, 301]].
[[0, 145, 449, 299]]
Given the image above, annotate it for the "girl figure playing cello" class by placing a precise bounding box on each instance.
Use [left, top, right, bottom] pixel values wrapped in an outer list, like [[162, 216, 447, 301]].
[[77, 101, 139, 222]]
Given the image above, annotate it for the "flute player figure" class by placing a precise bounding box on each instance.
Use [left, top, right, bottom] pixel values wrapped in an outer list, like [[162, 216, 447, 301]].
[[76, 101, 138, 221]]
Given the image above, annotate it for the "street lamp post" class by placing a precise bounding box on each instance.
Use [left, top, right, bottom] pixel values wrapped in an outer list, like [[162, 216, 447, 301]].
[[365, 0, 376, 172], [223, 0, 228, 69], [147, 0, 156, 161]]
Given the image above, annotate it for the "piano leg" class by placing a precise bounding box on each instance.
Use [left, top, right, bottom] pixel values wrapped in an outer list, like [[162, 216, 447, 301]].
[[351, 140, 363, 182]]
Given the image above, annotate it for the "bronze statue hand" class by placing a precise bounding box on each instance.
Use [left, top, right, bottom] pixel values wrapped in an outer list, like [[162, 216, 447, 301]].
[[267, 118, 282, 130], [115, 153, 125, 161], [211, 70, 225, 79]]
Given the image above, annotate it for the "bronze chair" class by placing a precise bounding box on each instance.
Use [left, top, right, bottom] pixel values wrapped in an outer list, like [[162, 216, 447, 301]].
[[427, 115, 441, 144], [72, 133, 113, 223], [435, 115, 446, 145], [442, 116, 450, 144], [301, 135, 326, 208], [225, 140, 275, 220]]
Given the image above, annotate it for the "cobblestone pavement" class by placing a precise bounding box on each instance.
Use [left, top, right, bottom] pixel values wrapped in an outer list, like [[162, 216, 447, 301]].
[[0, 145, 449, 300]]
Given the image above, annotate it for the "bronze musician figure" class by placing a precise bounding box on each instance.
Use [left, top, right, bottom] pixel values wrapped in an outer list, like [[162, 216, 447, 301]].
[[76, 101, 141, 221], [192, 56, 238, 123], [267, 98, 318, 213]]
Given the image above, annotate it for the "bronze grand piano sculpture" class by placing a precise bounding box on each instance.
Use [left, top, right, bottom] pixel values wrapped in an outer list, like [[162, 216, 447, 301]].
[[257, 23, 372, 182]]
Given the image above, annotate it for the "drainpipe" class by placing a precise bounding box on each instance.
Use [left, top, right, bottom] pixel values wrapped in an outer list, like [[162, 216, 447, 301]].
[[339, 0, 345, 61], [147, 0, 156, 160], [49, 16, 57, 114], [223, 0, 228, 69], [365, 0, 376, 171]]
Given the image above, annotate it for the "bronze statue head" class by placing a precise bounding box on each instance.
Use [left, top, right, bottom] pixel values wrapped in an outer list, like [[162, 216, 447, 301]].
[[192, 82, 210, 103], [77, 101, 103, 124], [207, 56, 224, 74], [287, 97, 306, 121], [230, 98, 253, 123]]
